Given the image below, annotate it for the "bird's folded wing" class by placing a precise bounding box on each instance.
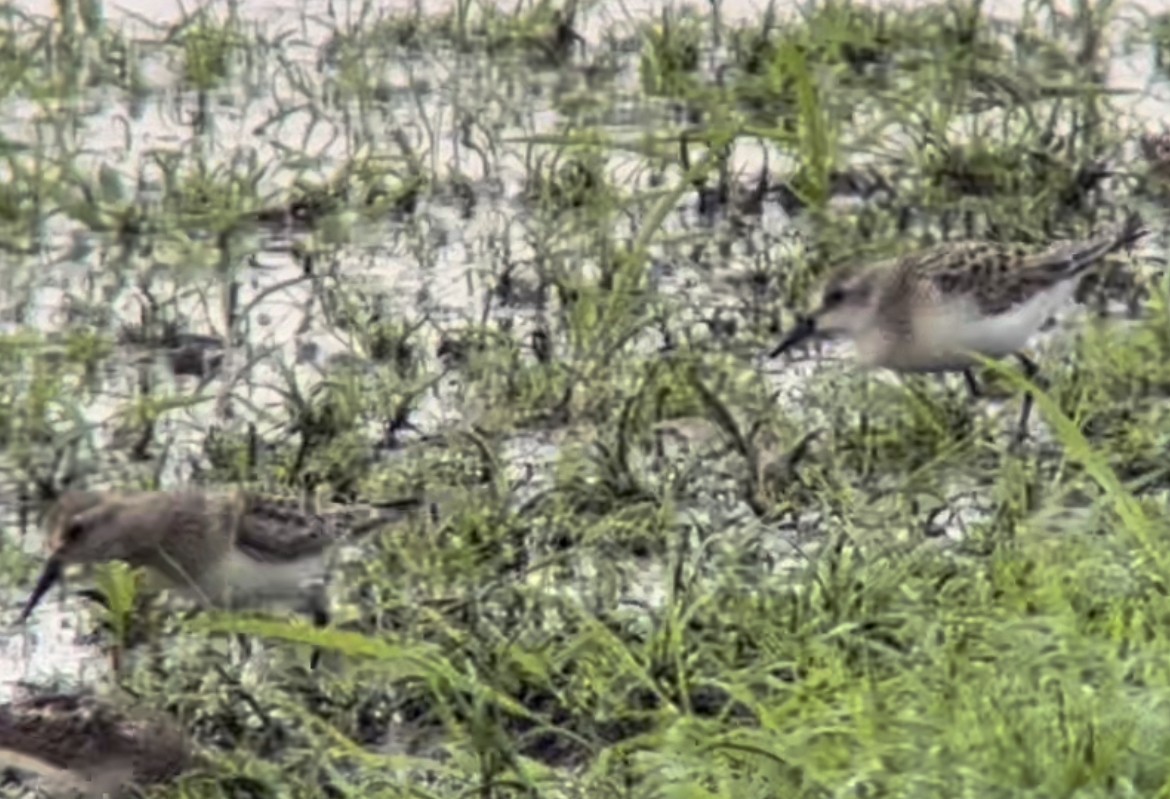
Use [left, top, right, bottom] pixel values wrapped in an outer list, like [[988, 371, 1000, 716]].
[[232, 495, 423, 562]]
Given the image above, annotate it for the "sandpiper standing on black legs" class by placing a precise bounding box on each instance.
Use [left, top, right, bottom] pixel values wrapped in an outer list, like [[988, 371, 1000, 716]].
[[16, 488, 422, 626], [769, 212, 1148, 440]]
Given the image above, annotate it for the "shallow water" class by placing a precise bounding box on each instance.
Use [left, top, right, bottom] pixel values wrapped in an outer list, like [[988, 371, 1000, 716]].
[[0, 0, 1167, 702]]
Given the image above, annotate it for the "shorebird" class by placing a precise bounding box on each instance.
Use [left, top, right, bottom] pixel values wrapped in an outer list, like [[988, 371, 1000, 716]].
[[1140, 129, 1170, 186], [769, 212, 1148, 440], [0, 691, 192, 798], [16, 488, 423, 626]]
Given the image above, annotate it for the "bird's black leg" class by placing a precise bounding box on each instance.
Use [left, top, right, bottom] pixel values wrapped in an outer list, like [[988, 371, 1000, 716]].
[[206, 601, 255, 662], [308, 586, 330, 670], [1013, 352, 1041, 445], [962, 369, 982, 399]]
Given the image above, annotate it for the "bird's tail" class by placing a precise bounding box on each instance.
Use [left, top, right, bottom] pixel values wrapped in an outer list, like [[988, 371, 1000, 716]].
[[342, 496, 426, 539], [1031, 210, 1148, 279]]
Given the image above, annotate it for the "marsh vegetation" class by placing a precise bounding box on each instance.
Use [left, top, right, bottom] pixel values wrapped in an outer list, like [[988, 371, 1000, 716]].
[[3, 0, 1170, 795]]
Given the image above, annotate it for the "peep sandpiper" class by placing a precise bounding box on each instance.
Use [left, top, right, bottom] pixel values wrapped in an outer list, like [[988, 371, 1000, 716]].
[[16, 488, 422, 625], [1141, 129, 1170, 185], [769, 212, 1148, 439], [0, 691, 191, 798]]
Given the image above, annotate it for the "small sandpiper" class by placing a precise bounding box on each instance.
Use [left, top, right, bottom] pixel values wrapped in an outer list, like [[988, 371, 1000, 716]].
[[1140, 129, 1170, 186], [769, 212, 1148, 440], [0, 690, 192, 797], [16, 488, 423, 626]]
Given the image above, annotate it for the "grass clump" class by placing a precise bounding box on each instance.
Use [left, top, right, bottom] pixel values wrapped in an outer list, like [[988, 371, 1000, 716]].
[[2, 0, 1170, 797], [187, 485, 1170, 797]]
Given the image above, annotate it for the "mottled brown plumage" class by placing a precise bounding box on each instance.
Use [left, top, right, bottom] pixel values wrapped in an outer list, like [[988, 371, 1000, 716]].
[[770, 212, 1148, 439], [1141, 129, 1170, 184], [0, 692, 192, 797], [17, 488, 423, 623], [774, 212, 1145, 367]]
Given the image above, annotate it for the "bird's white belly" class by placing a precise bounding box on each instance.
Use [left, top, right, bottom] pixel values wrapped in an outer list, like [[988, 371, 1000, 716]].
[[0, 750, 135, 799], [931, 282, 1077, 360], [191, 550, 328, 608], [0, 751, 90, 796]]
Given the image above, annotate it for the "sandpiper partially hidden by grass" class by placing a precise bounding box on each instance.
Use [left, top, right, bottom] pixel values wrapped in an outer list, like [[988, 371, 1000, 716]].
[[0, 691, 192, 798], [769, 212, 1148, 440], [1140, 129, 1170, 186], [16, 488, 423, 626]]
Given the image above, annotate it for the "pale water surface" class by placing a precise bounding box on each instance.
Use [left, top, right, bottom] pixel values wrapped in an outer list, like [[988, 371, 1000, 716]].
[[1, 0, 1168, 699]]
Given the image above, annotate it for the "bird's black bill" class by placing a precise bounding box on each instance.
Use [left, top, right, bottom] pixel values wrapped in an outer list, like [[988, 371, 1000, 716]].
[[16, 557, 63, 624], [768, 316, 817, 358]]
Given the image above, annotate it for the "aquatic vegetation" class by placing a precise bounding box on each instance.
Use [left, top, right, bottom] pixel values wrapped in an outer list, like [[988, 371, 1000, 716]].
[[1, 0, 1169, 797]]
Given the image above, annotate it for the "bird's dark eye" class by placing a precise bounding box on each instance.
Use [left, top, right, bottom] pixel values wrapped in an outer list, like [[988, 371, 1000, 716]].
[[823, 287, 847, 307], [62, 518, 85, 543]]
